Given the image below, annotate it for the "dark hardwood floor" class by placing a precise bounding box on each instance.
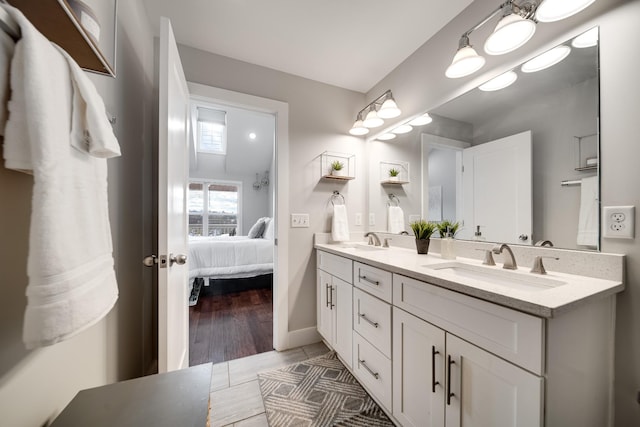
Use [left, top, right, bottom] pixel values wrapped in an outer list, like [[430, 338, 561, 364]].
[[189, 277, 273, 366]]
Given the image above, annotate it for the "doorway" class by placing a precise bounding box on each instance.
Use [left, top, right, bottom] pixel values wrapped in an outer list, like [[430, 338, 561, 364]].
[[185, 83, 290, 365]]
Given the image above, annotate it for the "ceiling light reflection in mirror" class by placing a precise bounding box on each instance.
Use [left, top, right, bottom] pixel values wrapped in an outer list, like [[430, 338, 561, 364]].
[[479, 70, 518, 91], [522, 45, 571, 73]]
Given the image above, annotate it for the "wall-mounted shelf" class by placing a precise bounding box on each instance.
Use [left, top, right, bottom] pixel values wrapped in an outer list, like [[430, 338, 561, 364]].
[[380, 160, 409, 184], [9, 0, 117, 77], [573, 133, 598, 171], [320, 151, 355, 181]]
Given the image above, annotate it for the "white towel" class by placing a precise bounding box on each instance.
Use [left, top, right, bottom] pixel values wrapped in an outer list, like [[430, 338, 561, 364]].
[[577, 175, 598, 248], [387, 205, 405, 234], [331, 205, 350, 242], [2, 5, 120, 348]]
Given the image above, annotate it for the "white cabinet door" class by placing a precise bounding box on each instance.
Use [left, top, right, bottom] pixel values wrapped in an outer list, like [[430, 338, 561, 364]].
[[334, 277, 353, 369], [393, 307, 445, 427], [445, 334, 543, 427], [317, 269, 333, 343]]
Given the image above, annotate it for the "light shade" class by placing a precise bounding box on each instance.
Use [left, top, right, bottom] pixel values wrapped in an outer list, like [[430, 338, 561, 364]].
[[521, 45, 571, 73], [484, 13, 536, 55], [349, 119, 369, 136], [377, 133, 397, 141], [409, 113, 433, 126], [363, 109, 384, 128], [572, 27, 599, 48], [392, 124, 413, 134], [479, 70, 518, 91], [378, 98, 401, 119], [445, 45, 486, 78], [536, 0, 596, 23]]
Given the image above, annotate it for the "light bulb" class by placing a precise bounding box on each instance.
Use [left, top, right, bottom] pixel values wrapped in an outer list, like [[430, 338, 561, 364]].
[[378, 98, 401, 119], [536, 0, 596, 23], [363, 109, 384, 128], [349, 119, 369, 136], [446, 45, 485, 78]]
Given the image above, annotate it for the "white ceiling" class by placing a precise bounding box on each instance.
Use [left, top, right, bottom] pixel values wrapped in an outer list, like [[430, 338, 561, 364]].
[[142, 0, 473, 93]]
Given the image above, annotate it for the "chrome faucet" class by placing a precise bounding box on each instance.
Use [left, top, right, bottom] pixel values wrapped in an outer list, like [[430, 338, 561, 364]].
[[531, 256, 559, 275], [492, 243, 517, 270], [535, 240, 554, 247], [399, 230, 409, 235], [364, 232, 382, 246]]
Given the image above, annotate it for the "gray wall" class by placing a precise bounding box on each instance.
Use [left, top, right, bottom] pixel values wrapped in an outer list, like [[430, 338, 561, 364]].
[[0, 2, 155, 425], [428, 147, 457, 222], [368, 0, 640, 424], [178, 44, 366, 331]]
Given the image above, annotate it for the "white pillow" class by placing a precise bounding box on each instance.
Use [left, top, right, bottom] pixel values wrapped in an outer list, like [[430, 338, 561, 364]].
[[248, 218, 266, 238], [263, 217, 274, 239]]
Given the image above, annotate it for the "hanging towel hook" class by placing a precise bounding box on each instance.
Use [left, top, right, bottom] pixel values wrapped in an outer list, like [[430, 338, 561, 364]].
[[331, 190, 345, 206], [387, 194, 400, 207]]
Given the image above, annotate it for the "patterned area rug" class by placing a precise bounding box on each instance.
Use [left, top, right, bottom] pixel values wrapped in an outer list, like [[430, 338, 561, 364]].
[[258, 352, 394, 426]]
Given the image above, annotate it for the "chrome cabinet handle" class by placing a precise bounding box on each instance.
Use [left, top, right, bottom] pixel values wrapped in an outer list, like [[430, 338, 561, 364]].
[[359, 359, 379, 380], [447, 355, 455, 405], [325, 283, 331, 308], [432, 346, 440, 393], [359, 313, 379, 328], [359, 275, 380, 286], [330, 286, 335, 309]]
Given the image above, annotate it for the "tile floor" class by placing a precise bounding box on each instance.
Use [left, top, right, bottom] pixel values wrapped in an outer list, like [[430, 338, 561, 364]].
[[208, 341, 330, 427]]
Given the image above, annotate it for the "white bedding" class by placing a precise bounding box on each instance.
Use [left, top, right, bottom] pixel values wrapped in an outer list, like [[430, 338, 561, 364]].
[[188, 236, 274, 281]]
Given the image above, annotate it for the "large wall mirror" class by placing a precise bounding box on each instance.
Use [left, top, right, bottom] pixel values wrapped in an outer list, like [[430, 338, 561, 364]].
[[368, 27, 599, 251]]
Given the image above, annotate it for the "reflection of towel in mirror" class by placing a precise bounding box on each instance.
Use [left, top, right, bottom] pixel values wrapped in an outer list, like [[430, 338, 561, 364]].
[[387, 206, 405, 234], [577, 176, 598, 248], [332, 205, 350, 242]]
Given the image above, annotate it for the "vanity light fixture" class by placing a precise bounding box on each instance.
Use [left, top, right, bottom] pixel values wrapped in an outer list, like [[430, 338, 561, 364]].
[[484, 3, 537, 55], [479, 70, 518, 91], [535, 0, 596, 22], [349, 112, 370, 136], [521, 45, 571, 73], [445, 0, 597, 78], [572, 26, 598, 48], [349, 90, 401, 134], [377, 133, 397, 141]]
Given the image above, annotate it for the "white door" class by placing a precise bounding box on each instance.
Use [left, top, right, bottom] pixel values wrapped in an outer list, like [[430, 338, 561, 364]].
[[334, 277, 353, 369], [158, 17, 190, 372], [445, 334, 543, 427], [461, 130, 532, 244], [392, 307, 445, 427]]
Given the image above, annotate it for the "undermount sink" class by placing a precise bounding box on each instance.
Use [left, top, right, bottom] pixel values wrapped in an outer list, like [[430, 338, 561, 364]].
[[335, 243, 385, 252], [424, 262, 566, 292]]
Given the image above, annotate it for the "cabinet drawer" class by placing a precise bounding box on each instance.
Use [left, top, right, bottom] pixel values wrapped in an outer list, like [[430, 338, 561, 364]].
[[354, 262, 392, 303], [317, 251, 353, 283], [393, 274, 544, 375], [353, 332, 392, 411], [353, 288, 392, 358]]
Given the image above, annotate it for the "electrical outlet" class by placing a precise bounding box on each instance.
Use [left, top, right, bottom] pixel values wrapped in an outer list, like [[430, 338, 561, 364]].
[[369, 213, 375, 226], [291, 213, 310, 228], [603, 206, 635, 239], [354, 213, 362, 226]]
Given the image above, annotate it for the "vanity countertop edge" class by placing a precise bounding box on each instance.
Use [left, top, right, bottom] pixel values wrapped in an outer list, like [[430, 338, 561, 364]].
[[314, 241, 624, 318]]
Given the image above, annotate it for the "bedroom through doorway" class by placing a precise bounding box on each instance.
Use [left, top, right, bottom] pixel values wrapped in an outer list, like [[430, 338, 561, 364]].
[[186, 94, 277, 366]]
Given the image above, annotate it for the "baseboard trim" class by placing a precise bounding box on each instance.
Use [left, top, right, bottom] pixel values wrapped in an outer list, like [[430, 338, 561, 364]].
[[286, 327, 322, 349]]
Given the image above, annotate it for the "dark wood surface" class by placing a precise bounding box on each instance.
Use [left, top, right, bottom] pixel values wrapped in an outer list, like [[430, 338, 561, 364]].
[[50, 363, 212, 427], [189, 278, 273, 366]]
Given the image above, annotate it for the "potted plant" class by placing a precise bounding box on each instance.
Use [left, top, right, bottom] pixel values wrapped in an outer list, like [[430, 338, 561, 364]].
[[410, 219, 437, 254], [330, 160, 346, 177], [436, 220, 460, 238], [388, 167, 400, 182]]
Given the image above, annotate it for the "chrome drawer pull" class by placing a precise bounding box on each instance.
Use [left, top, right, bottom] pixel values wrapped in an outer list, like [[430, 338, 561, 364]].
[[359, 312, 379, 328], [359, 359, 379, 379], [325, 283, 331, 308], [359, 275, 380, 286]]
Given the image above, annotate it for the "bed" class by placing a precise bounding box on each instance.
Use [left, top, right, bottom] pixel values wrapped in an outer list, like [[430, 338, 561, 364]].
[[188, 235, 274, 281]]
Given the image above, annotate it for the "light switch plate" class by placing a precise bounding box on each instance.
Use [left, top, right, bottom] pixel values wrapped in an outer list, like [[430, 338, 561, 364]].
[[603, 206, 634, 239], [369, 213, 375, 226], [354, 213, 362, 226], [291, 213, 310, 228]]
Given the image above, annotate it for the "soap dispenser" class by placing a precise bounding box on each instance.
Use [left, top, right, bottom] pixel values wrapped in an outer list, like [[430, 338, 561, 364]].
[[473, 225, 486, 241], [441, 226, 457, 260]]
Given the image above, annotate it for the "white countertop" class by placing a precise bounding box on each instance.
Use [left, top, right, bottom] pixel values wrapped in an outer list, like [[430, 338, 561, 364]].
[[315, 242, 624, 318]]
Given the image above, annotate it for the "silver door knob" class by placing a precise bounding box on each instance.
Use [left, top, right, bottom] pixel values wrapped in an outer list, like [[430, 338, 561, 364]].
[[170, 253, 187, 266], [143, 255, 157, 267], [518, 234, 529, 241]]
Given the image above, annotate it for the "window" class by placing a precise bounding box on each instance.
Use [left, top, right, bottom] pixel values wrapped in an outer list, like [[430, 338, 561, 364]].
[[196, 106, 226, 154], [188, 181, 241, 236]]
